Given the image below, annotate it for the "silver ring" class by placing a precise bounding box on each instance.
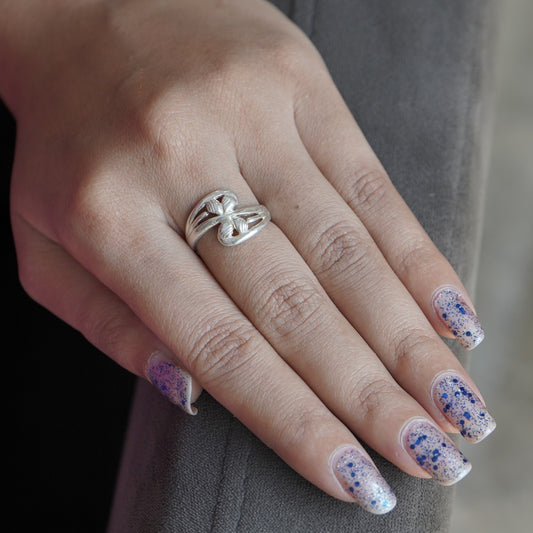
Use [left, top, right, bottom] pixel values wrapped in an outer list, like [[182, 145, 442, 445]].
[[185, 189, 270, 250]]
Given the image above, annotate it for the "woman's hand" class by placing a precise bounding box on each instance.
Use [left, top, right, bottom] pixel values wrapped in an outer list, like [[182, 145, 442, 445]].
[[2, 0, 494, 514]]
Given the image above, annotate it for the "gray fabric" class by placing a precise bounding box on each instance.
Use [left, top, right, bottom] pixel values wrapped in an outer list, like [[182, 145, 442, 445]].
[[108, 1, 497, 531]]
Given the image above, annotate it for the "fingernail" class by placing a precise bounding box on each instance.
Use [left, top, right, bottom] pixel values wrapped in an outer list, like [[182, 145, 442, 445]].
[[432, 372, 496, 443], [332, 447, 397, 514], [146, 351, 197, 415], [433, 287, 484, 349], [401, 418, 471, 485]]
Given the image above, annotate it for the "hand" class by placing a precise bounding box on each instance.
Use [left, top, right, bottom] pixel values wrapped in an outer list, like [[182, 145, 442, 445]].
[[3, 0, 494, 514]]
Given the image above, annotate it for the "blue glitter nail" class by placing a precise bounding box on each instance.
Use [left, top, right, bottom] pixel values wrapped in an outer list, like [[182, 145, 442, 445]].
[[432, 373, 496, 443], [402, 419, 472, 485], [433, 288, 484, 350], [334, 448, 396, 514]]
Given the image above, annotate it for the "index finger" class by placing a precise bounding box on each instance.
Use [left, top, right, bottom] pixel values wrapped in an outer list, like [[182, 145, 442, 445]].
[[294, 73, 485, 350]]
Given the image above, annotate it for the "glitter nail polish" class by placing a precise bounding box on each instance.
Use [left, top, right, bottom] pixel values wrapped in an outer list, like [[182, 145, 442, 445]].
[[402, 419, 471, 485], [433, 288, 485, 350], [333, 448, 396, 514], [432, 372, 496, 443], [146, 351, 197, 415]]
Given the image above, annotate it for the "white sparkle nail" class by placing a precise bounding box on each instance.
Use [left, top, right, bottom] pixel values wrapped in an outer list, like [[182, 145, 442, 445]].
[[402, 418, 471, 485], [433, 288, 484, 350], [332, 447, 396, 514], [432, 372, 496, 443]]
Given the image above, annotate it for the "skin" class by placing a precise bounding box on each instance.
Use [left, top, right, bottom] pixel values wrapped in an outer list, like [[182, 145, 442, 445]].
[[1, 0, 487, 504]]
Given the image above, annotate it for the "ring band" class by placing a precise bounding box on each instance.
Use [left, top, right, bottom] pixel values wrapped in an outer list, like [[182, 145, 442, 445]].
[[185, 189, 270, 249]]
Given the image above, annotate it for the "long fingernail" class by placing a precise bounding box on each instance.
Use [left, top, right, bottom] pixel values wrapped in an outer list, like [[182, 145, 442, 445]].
[[432, 372, 496, 443], [146, 351, 197, 415], [401, 418, 471, 485], [433, 287, 484, 349], [332, 447, 397, 514]]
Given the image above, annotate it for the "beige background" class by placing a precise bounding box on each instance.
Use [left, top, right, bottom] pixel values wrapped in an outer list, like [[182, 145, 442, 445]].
[[451, 0, 533, 531]]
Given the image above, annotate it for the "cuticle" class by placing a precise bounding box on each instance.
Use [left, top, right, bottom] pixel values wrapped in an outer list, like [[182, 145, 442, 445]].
[[430, 284, 460, 305], [329, 444, 366, 471], [398, 415, 431, 447], [328, 445, 364, 499], [429, 369, 461, 396], [398, 416, 435, 478], [144, 349, 161, 382]]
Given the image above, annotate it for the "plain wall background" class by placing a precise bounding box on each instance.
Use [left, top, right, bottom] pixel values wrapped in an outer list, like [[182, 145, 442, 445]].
[[451, 0, 533, 531]]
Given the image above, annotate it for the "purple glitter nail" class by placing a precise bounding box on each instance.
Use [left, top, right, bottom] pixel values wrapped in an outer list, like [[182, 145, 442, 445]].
[[334, 448, 396, 514], [402, 419, 471, 485], [147, 352, 197, 415], [433, 288, 484, 350]]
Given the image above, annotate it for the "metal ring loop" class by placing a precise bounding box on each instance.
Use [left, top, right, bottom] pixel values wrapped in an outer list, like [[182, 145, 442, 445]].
[[185, 189, 270, 250]]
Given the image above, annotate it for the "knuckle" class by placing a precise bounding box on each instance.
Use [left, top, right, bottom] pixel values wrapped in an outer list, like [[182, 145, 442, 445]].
[[186, 318, 259, 386], [131, 100, 198, 174], [81, 309, 133, 358], [276, 406, 334, 449], [113, 78, 200, 175], [395, 238, 442, 280], [59, 173, 158, 260], [258, 273, 324, 339], [138, 109, 182, 164], [312, 220, 375, 281], [264, 34, 313, 76], [392, 328, 442, 373], [346, 168, 390, 213], [59, 175, 125, 246], [352, 374, 397, 422]]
